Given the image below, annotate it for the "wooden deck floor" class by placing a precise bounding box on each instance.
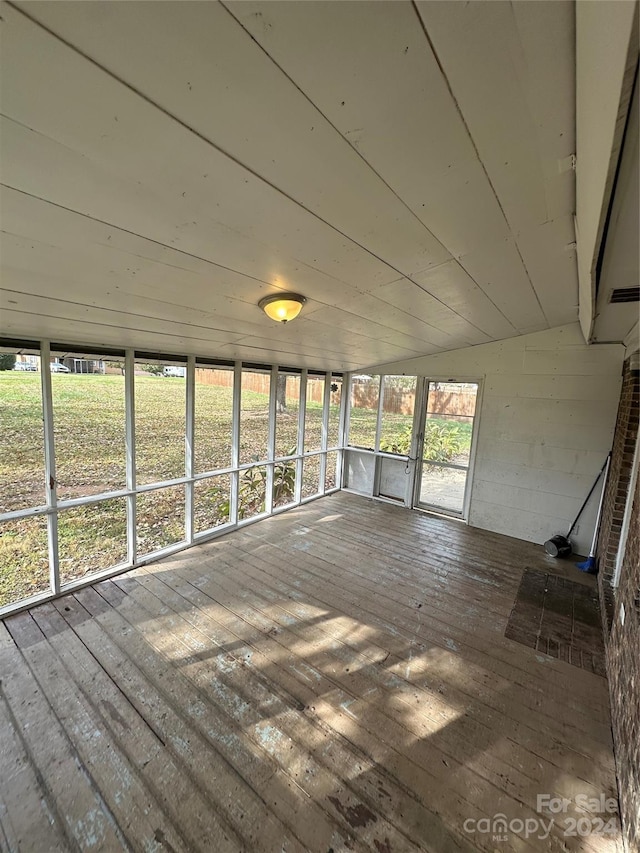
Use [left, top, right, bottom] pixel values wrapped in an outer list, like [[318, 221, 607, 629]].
[[0, 493, 622, 852]]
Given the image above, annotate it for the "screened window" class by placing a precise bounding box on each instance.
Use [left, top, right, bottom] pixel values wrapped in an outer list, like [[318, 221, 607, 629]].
[[0, 348, 48, 607], [327, 376, 342, 449], [239, 370, 271, 465], [325, 451, 338, 491], [137, 485, 186, 555], [135, 360, 186, 484], [238, 465, 268, 520], [274, 371, 300, 459], [194, 475, 231, 534], [52, 352, 126, 500], [304, 375, 325, 454], [301, 455, 321, 499], [379, 375, 417, 456], [0, 350, 45, 512], [58, 498, 127, 584], [348, 375, 380, 449], [194, 365, 234, 473], [0, 515, 49, 607]]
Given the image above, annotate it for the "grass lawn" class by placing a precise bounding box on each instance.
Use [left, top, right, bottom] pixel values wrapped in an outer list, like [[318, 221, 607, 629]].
[[1, 372, 471, 607]]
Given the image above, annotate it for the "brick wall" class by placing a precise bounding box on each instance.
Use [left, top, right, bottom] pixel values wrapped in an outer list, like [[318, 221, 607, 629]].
[[597, 358, 639, 630], [606, 471, 639, 852], [596, 353, 639, 852]]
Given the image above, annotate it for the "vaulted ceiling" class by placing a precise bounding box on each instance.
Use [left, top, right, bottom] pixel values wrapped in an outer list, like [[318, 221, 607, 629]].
[[1, 0, 580, 370]]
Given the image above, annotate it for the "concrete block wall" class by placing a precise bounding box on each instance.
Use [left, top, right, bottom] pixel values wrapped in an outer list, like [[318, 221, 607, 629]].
[[370, 324, 624, 555]]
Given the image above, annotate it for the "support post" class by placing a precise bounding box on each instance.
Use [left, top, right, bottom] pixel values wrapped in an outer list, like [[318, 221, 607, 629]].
[[337, 373, 351, 490], [231, 362, 242, 523], [40, 342, 60, 593], [266, 365, 278, 514], [320, 372, 331, 493], [295, 370, 307, 503], [185, 356, 195, 543], [125, 349, 136, 565]]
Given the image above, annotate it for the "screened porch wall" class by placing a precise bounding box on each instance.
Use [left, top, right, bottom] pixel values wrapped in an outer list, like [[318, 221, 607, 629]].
[[0, 341, 344, 616]]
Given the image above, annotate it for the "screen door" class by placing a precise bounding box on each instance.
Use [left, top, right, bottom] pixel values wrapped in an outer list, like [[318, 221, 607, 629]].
[[415, 381, 479, 517]]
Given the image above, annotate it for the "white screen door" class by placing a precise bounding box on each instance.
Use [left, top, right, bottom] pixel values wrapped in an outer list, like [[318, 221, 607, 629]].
[[414, 380, 479, 517]]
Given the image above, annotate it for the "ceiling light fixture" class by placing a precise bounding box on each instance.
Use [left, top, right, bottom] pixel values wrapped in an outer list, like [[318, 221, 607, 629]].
[[259, 292, 307, 323]]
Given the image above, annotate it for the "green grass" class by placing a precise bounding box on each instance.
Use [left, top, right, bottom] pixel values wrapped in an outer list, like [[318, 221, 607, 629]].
[[0, 372, 471, 606]]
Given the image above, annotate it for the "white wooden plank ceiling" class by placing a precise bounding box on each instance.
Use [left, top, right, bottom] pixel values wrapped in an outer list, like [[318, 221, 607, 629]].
[[0, 0, 578, 370]]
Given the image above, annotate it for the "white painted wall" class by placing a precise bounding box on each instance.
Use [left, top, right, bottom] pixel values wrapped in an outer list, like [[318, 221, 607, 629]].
[[371, 324, 624, 555]]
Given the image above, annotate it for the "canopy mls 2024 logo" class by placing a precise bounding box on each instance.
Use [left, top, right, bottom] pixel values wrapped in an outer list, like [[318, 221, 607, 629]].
[[463, 794, 619, 843]]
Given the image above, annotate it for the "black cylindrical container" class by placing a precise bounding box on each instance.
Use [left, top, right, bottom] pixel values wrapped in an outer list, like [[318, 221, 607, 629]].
[[544, 534, 572, 558]]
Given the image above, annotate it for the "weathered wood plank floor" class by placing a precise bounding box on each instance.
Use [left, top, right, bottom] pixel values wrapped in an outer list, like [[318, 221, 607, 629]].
[[0, 493, 622, 852]]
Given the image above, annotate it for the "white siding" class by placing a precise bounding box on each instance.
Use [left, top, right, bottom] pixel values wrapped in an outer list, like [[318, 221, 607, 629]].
[[371, 324, 624, 555]]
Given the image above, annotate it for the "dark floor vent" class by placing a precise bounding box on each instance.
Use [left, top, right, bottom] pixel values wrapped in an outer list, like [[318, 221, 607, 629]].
[[609, 286, 640, 303]]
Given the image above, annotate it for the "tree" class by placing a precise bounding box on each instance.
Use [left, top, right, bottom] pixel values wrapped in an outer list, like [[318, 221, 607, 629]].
[[0, 354, 16, 371], [141, 363, 164, 376], [276, 374, 287, 413]]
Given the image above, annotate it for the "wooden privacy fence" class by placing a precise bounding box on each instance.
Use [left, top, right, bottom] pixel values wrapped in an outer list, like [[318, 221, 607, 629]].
[[351, 384, 477, 417], [194, 369, 338, 405], [427, 389, 477, 417], [196, 371, 477, 416]]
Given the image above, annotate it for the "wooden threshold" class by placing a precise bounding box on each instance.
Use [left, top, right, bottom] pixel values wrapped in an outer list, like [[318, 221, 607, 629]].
[[0, 493, 622, 852]]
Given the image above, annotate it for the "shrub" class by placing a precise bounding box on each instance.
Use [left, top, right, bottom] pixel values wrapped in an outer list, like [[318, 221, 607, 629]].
[[235, 448, 298, 520], [423, 421, 462, 463], [380, 424, 412, 456], [380, 421, 463, 463]]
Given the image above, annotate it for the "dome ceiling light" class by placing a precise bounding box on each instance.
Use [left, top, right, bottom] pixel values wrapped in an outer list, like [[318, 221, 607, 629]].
[[258, 293, 307, 323]]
